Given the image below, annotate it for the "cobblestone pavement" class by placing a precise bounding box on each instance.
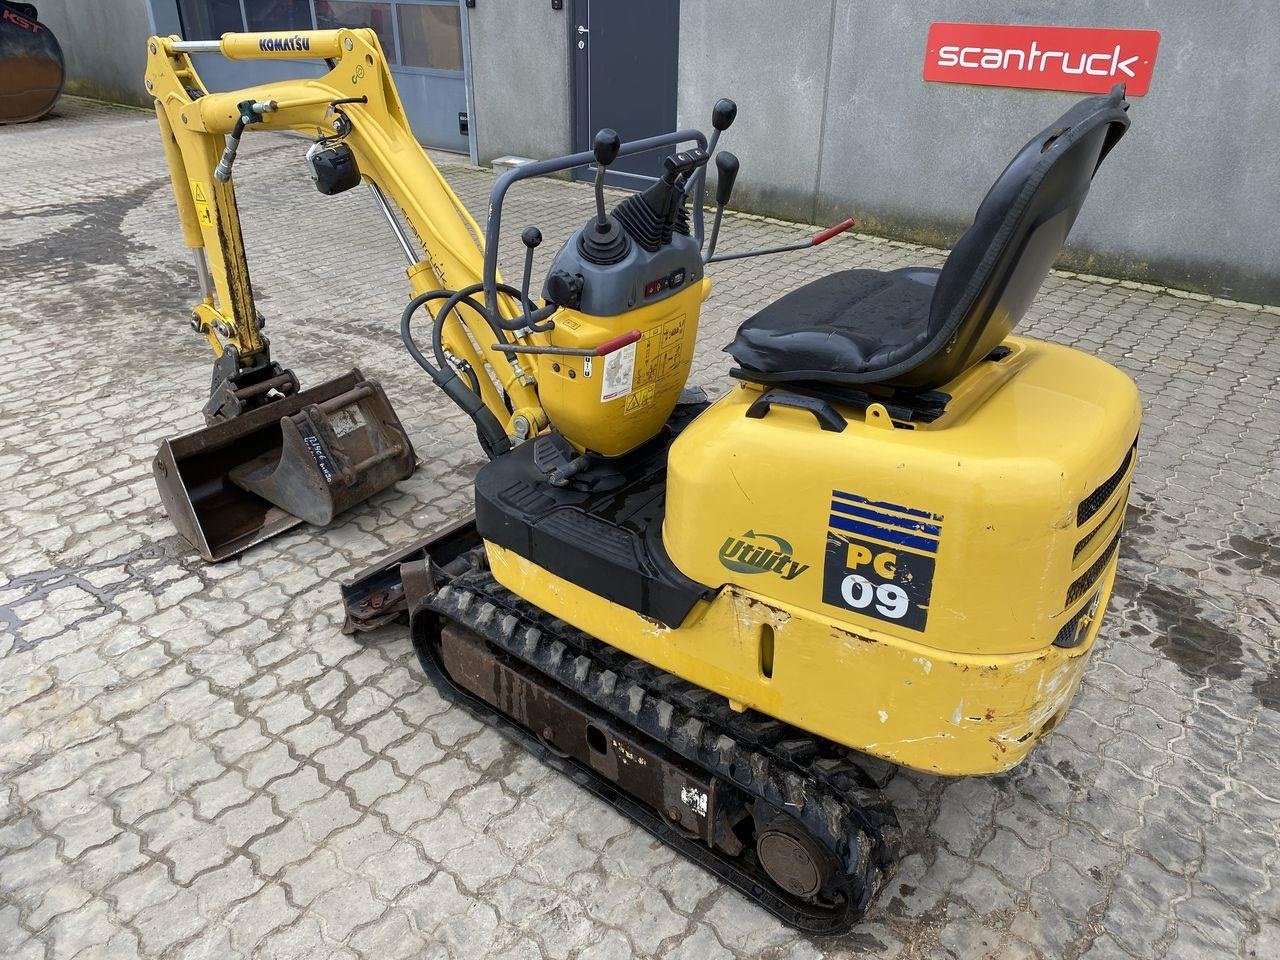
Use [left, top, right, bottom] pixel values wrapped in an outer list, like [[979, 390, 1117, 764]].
[[2, 98, 1278, 960]]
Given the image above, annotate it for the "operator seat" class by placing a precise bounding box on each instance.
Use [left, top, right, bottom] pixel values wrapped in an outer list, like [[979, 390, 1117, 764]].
[[726, 85, 1131, 392]]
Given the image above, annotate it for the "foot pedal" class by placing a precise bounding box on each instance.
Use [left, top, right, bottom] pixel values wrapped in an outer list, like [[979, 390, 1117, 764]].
[[153, 369, 415, 562]]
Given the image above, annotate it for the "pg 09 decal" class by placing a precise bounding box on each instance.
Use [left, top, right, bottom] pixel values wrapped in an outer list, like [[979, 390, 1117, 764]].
[[821, 490, 943, 631]]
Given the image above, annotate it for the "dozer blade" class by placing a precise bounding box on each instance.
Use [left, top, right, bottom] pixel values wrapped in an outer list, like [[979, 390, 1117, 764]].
[[153, 369, 415, 562]]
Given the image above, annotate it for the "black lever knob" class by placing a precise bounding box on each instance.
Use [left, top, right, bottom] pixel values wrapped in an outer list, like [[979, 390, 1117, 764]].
[[593, 128, 621, 167], [519, 227, 543, 320], [715, 151, 739, 207], [711, 98, 738, 132]]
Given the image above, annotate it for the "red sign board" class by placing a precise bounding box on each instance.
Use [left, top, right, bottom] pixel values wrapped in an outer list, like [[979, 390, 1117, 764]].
[[923, 23, 1160, 96]]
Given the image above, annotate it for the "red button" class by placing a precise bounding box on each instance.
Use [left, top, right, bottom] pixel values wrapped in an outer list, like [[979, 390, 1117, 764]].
[[644, 280, 663, 297]]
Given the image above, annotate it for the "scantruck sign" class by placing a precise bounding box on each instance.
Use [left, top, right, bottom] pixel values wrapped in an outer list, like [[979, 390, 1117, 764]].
[[924, 23, 1160, 96]]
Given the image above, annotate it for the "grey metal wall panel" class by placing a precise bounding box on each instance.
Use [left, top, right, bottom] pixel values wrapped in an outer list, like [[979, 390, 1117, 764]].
[[676, 0, 834, 222], [34, 0, 156, 107], [467, 0, 572, 163]]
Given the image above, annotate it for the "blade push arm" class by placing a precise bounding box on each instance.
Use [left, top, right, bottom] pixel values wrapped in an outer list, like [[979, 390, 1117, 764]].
[[144, 29, 539, 428]]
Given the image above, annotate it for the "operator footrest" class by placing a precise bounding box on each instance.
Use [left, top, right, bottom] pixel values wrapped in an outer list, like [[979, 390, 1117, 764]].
[[474, 406, 711, 627]]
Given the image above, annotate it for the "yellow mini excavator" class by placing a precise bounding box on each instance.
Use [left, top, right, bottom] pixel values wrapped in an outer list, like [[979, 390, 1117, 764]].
[[147, 29, 1139, 930]]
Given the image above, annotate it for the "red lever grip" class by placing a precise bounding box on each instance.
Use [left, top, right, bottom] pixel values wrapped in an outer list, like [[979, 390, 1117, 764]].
[[811, 217, 856, 246], [594, 329, 643, 356]]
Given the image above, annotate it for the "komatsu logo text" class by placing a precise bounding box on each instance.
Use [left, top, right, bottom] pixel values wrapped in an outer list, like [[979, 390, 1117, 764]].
[[719, 531, 809, 581], [258, 35, 311, 52]]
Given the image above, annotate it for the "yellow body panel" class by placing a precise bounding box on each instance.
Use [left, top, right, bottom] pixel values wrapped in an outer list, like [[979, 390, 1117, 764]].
[[485, 336, 1141, 776], [535, 280, 710, 456]]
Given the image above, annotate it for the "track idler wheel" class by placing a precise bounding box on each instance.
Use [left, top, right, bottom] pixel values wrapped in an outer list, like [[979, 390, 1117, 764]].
[[755, 814, 839, 901]]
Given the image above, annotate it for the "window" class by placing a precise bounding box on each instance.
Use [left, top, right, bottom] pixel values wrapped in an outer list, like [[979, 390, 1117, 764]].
[[245, 1, 314, 32], [397, 2, 463, 72], [177, 0, 244, 39], [314, 1, 397, 63]]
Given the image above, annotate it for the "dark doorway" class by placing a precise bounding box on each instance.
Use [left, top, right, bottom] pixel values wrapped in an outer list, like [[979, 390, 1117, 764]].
[[570, 0, 680, 189]]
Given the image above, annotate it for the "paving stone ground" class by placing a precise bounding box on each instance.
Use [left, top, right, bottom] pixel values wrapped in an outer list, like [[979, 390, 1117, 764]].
[[1, 97, 1278, 960]]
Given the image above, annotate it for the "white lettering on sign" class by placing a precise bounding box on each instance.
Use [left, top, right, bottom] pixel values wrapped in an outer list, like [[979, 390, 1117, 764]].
[[924, 23, 1160, 96]]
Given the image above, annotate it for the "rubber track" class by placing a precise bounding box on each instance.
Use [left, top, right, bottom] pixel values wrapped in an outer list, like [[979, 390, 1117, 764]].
[[420, 568, 901, 932]]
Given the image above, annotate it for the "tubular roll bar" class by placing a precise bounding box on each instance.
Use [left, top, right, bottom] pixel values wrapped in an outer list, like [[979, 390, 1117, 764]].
[[482, 129, 709, 320]]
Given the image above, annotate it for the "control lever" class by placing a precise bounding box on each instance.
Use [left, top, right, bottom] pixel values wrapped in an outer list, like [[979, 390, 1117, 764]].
[[490, 328, 642, 359], [580, 128, 631, 264], [518, 227, 542, 325], [711, 97, 738, 132], [592, 128, 620, 231], [703, 151, 739, 262], [707, 216, 857, 264], [687, 98, 737, 212]]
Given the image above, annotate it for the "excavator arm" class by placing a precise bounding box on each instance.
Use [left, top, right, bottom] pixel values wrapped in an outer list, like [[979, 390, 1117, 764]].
[[144, 28, 540, 429]]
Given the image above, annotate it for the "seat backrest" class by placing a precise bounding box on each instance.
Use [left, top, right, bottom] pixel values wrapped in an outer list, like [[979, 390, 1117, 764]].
[[898, 85, 1131, 390]]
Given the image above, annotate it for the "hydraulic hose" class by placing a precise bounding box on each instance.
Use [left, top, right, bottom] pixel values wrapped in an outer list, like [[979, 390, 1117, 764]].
[[400, 290, 512, 457]]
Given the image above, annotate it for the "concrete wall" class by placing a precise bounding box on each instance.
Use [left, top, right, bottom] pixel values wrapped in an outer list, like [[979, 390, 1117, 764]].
[[34, 0, 154, 107], [674, 0, 1280, 303], [467, 1, 571, 164]]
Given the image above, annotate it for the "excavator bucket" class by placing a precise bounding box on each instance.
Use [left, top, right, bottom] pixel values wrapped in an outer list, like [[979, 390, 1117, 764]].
[[153, 369, 415, 562], [0, 2, 63, 124]]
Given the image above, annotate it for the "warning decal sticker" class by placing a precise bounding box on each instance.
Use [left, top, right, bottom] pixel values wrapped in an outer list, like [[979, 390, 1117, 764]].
[[599, 314, 689, 413], [600, 341, 636, 402], [822, 490, 944, 632], [188, 179, 214, 228]]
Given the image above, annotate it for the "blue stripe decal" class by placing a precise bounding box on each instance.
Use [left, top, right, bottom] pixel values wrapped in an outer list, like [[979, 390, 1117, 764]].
[[828, 515, 940, 554], [832, 490, 942, 522], [829, 499, 942, 538]]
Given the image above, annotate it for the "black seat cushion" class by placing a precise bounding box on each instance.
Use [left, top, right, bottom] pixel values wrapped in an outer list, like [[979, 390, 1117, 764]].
[[726, 267, 939, 383], [726, 86, 1130, 392]]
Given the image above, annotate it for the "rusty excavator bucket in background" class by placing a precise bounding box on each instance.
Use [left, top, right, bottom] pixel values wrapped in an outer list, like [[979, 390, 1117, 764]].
[[153, 369, 416, 562], [0, 2, 63, 124]]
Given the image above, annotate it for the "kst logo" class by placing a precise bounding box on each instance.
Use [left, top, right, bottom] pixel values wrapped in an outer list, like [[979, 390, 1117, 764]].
[[924, 23, 1160, 96]]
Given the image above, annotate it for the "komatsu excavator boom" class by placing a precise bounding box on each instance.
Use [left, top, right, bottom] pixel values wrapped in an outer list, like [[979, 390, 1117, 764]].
[[147, 28, 548, 560]]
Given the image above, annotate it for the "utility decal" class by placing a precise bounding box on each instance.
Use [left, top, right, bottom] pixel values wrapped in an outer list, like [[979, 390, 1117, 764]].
[[719, 530, 810, 581], [923, 23, 1160, 96], [822, 491, 943, 631]]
